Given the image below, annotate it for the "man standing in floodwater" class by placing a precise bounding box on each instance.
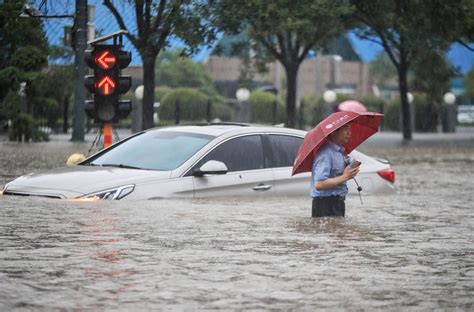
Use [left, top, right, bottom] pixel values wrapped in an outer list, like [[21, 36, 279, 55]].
[[310, 123, 360, 217]]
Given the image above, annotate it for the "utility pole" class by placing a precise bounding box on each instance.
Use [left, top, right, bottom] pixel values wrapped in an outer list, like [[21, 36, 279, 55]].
[[71, 0, 88, 141]]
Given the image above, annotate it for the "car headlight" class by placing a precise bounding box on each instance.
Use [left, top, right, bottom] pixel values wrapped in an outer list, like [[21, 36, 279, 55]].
[[80, 184, 135, 200]]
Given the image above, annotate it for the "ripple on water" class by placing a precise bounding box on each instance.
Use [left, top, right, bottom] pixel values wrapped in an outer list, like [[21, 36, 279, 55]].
[[0, 156, 473, 309]]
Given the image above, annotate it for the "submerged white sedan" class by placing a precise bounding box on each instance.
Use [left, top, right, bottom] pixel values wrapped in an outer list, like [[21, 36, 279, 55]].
[[2, 124, 395, 200]]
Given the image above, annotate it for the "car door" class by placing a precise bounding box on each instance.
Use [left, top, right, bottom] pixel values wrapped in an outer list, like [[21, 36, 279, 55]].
[[266, 134, 310, 196], [188, 134, 275, 197]]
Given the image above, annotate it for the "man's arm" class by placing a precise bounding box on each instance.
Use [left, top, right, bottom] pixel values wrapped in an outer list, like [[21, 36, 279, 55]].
[[315, 166, 359, 190]]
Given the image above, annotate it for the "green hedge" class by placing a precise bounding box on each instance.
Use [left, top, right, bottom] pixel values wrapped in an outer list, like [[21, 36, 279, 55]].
[[249, 90, 285, 124], [383, 99, 400, 131], [359, 96, 385, 114], [212, 100, 233, 121], [300, 93, 365, 128], [159, 87, 232, 122], [414, 95, 439, 132], [301, 96, 327, 127], [382, 95, 439, 132], [155, 86, 173, 102], [8, 113, 49, 142]]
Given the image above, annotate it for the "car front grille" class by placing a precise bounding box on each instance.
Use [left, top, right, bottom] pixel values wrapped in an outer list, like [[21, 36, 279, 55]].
[[2, 190, 62, 199]]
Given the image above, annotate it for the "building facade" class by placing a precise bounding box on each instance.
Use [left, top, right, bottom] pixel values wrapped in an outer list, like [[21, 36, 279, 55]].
[[203, 55, 372, 103]]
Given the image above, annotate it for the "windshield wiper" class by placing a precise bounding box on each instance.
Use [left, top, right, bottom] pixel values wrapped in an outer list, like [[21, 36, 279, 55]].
[[100, 163, 145, 170]]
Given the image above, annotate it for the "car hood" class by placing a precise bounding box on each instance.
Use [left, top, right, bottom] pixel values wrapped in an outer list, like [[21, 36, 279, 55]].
[[4, 165, 171, 198]]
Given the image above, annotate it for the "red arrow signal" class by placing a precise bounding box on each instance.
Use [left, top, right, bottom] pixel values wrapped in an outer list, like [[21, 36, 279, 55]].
[[95, 50, 116, 69], [97, 76, 116, 95]]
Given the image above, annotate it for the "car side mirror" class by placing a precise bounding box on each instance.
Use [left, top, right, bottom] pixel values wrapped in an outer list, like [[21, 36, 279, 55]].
[[194, 160, 228, 177]]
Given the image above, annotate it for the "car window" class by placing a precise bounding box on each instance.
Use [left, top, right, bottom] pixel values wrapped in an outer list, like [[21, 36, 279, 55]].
[[192, 135, 265, 173], [268, 134, 303, 168], [88, 131, 215, 171]]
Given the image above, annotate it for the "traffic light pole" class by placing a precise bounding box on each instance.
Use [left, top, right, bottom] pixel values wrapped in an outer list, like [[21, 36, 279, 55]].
[[83, 30, 131, 151], [103, 123, 113, 148], [71, 0, 88, 141]]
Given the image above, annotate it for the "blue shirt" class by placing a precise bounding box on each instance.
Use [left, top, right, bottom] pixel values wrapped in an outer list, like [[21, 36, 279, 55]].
[[310, 140, 349, 198]]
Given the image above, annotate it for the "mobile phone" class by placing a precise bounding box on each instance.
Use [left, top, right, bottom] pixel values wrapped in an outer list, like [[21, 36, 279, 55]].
[[349, 160, 361, 168]]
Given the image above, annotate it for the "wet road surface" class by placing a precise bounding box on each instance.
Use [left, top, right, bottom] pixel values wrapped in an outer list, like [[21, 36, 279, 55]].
[[0, 130, 473, 310]]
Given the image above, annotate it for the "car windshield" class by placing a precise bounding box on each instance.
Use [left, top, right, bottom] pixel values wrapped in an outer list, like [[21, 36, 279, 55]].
[[89, 130, 215, 171]]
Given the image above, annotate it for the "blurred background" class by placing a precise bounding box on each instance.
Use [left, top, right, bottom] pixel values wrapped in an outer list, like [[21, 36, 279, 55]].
[[1, 0, 473, 142]]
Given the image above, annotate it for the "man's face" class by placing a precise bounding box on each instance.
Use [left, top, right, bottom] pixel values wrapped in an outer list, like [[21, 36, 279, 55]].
[[330, 124, 351, 145]]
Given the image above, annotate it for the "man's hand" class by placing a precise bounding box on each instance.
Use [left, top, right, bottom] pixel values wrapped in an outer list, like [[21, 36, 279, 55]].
[[315, 165, 360, 190], [342, 165, 360, 181]]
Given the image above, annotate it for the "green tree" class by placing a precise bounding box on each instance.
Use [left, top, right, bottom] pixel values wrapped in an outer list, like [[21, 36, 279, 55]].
[[464, 67, 474, 99], [0, 0, 48, 70], [352, 0, 471, 140], [103, 0, 215, 130], [0, 0, 49, 140], [369, 51, 397, 86], [411, 50, 455, 125], [155, 50, 217, 96], [209, 0, 352, 128], [159, 87, 231, 121], [249, 90, 285, 124], [31, 64, 74, 133]]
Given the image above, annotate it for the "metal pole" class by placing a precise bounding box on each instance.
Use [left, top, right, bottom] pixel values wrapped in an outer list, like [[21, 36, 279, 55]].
[[71, 0, 87, 141], [103, 123, 113, 148], [207, 99, 212, 123], [272, 100, 277, 125], [175, 100, 180, 124]]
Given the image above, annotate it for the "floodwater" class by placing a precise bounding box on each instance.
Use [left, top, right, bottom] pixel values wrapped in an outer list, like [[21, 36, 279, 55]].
[[0, 132, 473, 310]]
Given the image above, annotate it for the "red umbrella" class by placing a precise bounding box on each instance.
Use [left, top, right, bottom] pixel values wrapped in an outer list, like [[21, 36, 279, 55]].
[[292, 111, 383, 176]]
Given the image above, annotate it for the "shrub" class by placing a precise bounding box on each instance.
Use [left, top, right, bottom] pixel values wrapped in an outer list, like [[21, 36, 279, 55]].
[[8, 113, 48, 142], [159, 87, 232, 122], [212, 100, 232, 121], [301, 96, 327, 127], [249, 90, 285, 124], [383, 99, 400, 131], [360, 96, 385, 114], [334, 93, 353, 104], [155, 86, 173, 102], [160, 88, 208, 121], [414, 94, 438, 132], [301, 93, 363, 128], [382, 94, 439, 132]]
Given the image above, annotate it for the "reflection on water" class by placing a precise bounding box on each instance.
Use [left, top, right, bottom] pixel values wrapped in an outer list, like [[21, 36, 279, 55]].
[[0, 140, 473, 309]]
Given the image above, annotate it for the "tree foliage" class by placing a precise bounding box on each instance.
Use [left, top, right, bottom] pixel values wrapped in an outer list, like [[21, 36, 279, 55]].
[[155, 50, 217, 96], [103, 0, 216, 130], [0, 0, 49, 138], [352, 0, 471, 139], [208, 0, 352, 128], [464, 67, 474, 99], [411, 50, 455, 103], [249, 90, 285, 124], [369, 51, 397, 86], [159, 87, 231, 121], [0, 0, 48, 69]]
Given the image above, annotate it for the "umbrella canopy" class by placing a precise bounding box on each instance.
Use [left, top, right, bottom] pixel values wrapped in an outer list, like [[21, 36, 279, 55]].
[[292, 111, 383, 176], [337, 100, 367, 113]]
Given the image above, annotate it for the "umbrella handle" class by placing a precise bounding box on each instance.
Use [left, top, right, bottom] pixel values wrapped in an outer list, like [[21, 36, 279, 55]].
[[353, 177, 363, 205]]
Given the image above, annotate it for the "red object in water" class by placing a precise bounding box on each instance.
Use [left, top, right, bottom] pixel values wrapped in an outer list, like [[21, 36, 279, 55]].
[[292, 111, 383, 176], [338, 100, 367, 113], [377, 169, 395, 183]]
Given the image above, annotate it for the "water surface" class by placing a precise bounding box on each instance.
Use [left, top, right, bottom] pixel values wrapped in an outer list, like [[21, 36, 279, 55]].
[[0, 135, 473, 310]]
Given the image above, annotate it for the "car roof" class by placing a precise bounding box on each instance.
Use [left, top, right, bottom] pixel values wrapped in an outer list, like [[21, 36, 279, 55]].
[[145, 123, 307, 137]]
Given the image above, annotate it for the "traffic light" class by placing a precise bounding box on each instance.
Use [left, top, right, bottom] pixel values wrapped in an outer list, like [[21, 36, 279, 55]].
[[84, 44, 132, 123]]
